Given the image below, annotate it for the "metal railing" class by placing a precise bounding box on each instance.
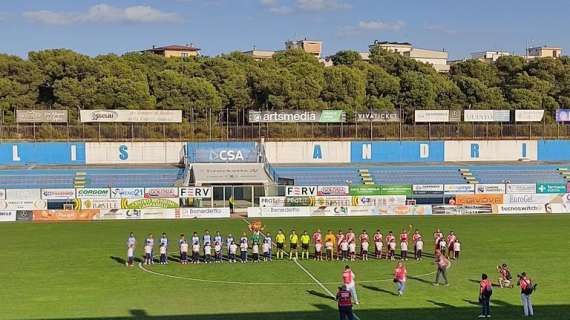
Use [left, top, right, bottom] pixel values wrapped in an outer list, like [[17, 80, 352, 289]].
[[2, 122, 570, 141]]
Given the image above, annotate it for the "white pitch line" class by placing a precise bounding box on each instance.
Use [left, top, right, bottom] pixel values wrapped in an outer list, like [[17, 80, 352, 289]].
[[294, 259, 361, 320]]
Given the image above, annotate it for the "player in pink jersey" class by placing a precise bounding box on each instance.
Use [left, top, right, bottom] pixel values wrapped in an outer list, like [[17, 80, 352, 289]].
[[446, 231, 457, 258], [336, 230, 345, 260], [359, 230, 369, 261], [373, 229, 383, 259]]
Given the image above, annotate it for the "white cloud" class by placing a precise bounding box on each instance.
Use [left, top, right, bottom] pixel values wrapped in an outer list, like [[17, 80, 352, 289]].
[[23, 4, 182, 25], [338, 20, 405, 37], [259, 0, 279, 6], [295, 0, 351, 11]]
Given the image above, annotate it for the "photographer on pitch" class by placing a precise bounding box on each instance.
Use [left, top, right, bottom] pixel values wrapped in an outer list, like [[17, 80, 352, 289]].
[[518, 272, 536, 317], [497, 263, 513, 288], [479, 273, 493, 318]]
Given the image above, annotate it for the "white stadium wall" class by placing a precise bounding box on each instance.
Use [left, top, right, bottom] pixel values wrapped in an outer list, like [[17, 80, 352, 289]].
[[85, 142, 185, 164], [444, 140, 537, 162], [264, 141, 350, 164]]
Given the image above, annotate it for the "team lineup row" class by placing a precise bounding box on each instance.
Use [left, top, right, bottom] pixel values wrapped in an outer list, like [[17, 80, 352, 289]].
[[124, 228, 462, 266]]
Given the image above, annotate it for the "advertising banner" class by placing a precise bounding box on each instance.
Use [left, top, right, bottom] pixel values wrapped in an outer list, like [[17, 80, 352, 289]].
[[444, 184, 475, 195], [74, 199, 122, 210], [0, 211, 16, 222], [351, 195, 407, 206], [260, 197, 286, 208], [380, 185, 412, 196], [80, 110, 182, 123], [317, 186, 349, 196], [138, 209, 177, 220], [475, 184, 506, 194], [505, 184, 536, 194], [515, 110, 544, 122], [260, 197, 318, 207], [549, 203, 570, 213], [179, 187, 213, 198], [76, 188, 111, 199], [178, 208, 230, 219], [355, 111, 400, 122], [415, 110, 451, 123], [413, 184, 444, 195], [555, 109, 570, 123], [144, 187, 179, 198], [536, 183, 567, 194], [376, 205, 432, 216], [247, 207, 312, 218], [285, 186, 318, 196], [493, 204, 546, 214], [464, 110, 510, 122], [16, 210, 33, 221], [455, 194, 503, 205], [248, 110, 346, 123], [432, 205, 493, 215], [0, 199, 47, 210], [187, 142, 258, 163], [98, 209, 142, 220], [6, 189, 41, 200], [0, 189, 5, 200], [16, 110, 68, 123], [503, 194, 563, 205], [41, 188, 76, 200], [32, 209, 99, 221], [349, 185, 382, 196], [315, 196, 352, 207], [111, 188, 144, 199], [120, 198, 180, 209]]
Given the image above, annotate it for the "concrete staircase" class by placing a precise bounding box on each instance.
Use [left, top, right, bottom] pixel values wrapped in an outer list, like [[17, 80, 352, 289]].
[[358, 169, 375, 185], [459, 168, 478, 184], [74, 172, 86, 188]]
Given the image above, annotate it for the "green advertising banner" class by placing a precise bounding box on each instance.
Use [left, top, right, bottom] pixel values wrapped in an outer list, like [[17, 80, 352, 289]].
[[319, 110, 346, 123], [536, 183, 567, 194], [284, 196, 315, 207], [380, 184, 413, 196], [349, 185, 382, 196]]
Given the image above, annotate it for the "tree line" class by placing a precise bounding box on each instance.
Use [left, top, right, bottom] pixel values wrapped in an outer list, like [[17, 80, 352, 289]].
[[1, 45, 570, 124]]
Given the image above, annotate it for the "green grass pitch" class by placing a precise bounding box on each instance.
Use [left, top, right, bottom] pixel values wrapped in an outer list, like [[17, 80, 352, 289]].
[[1, 215, 570, 320]]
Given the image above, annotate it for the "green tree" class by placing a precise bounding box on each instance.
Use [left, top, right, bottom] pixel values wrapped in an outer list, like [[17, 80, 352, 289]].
[[321, 66, 366, 111], [398, 71, 436, 110], [330, 50, 362, 66]]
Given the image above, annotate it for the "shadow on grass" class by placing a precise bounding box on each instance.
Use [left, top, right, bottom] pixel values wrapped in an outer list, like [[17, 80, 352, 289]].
[[110, 256, 142, 265], [36, 304, 570, 320], [306, 290, 335, 301], [408, 275, 434, 285], [361, 284, 398, 296]]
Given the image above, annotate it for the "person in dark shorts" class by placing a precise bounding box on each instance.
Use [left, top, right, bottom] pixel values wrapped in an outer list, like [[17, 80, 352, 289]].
[[336, 285, 354, 320]]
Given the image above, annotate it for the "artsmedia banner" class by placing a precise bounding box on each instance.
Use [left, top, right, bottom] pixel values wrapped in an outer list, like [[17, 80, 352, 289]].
[[515, 110, 544, 122], [248, 110, 346, 123], [464, 110, 510, 122], [355, 111, 400, 122], [16, 110, 68, 123], [80, 110, 182, 123]]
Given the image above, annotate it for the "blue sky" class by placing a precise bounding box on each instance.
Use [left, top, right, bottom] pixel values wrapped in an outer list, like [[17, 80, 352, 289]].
[[0, 0, 569, 60]]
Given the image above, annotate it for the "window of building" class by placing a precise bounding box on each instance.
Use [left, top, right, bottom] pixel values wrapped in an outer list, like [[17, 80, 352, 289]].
[[181, 52, 189, 58]]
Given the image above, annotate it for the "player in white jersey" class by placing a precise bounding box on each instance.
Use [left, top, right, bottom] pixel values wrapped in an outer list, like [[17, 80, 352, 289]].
[[160, 233, 168, 264], [361, 240, 369, 261], [226, 233, 234, 258], [388, 239, 396, 260], [214, 241, 222, 263], [204, 242, 212, 263], [400, 240, 408, 261], [192, 239, 201, 264], [229, 241, 237, 263], [264, 232, 273, 261], [439, 239, 447, 256], [180, 240, 189, 264], [262, 239, 270, 261], [214, 231, 223, 252], [415, 237, 424, 260], [340, 240, 349, 261], [159, 244, 167, 264], [203, 230, 212, 247], [453, 239, 461, 260], [315, 241, 323, 261], [252, 242, 260, 262], [373, 230, 383, 259], [349, 241, 356, 261], [144, 244, 152, 265], [145, 233, 155, 264], [191, 232, 200, 247], [127, 232, 136, 248], [126, 244, 134, 267], [239, 238, 248, 263]]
